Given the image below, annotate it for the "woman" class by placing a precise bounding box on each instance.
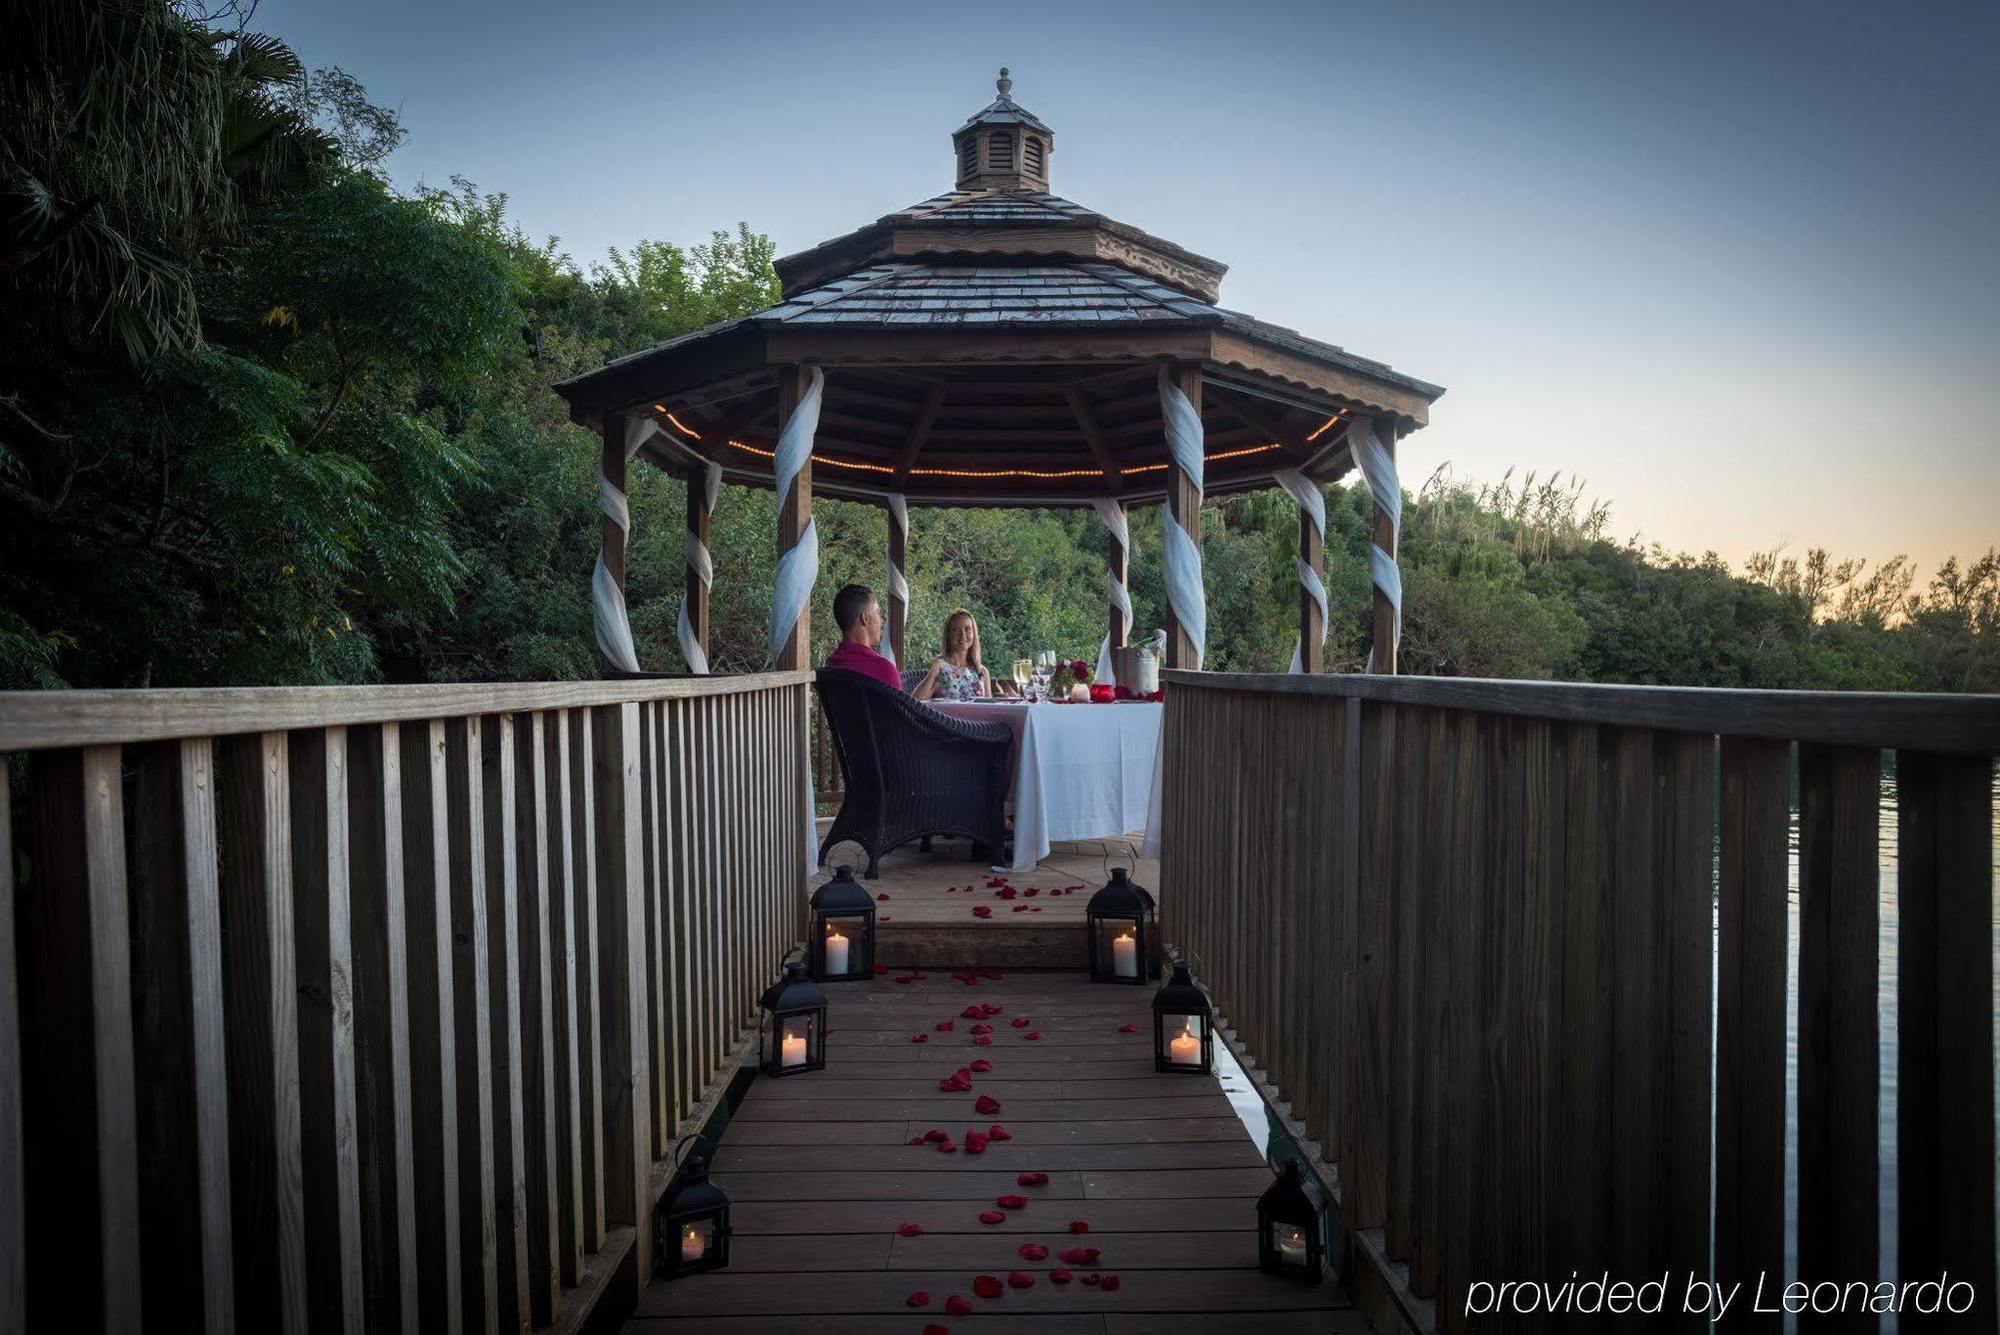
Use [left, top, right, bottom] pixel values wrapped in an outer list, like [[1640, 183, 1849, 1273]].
[[913, 608, 994, 701]]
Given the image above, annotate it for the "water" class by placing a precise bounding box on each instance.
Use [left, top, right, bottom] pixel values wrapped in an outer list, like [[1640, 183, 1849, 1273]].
[[1768, 761, 2000, 1333]]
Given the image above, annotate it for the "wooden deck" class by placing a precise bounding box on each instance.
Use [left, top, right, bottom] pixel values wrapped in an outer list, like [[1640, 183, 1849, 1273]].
[[624, 970, 1360, 1334]]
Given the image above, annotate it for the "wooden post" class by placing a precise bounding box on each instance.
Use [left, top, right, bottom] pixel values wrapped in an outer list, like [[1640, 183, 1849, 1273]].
[[886, 502, 907, 667], [1370, 414, 1399, 675], [1299, 502, 1325, 674], [775, 367, 814, 671], [599, 417, 629, 676], [1165, 362, 1202, 670], [591, 703, 651, 1309], [1108, 501, 1129, 655], [684, 468, 710, 670]]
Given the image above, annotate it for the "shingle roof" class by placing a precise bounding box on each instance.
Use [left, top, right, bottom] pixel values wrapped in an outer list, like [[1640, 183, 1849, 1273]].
[[760, 262, 1216, 327], [890, 190, 1097, 226], [954, 92, 1052, 136]]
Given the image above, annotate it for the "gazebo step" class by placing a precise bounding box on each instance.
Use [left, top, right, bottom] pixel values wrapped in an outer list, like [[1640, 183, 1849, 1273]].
[[875, 922, 1087, 970]]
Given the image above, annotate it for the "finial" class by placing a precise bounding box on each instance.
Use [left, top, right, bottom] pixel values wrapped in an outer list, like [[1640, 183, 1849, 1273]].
[[996, 67, 1012, 97]]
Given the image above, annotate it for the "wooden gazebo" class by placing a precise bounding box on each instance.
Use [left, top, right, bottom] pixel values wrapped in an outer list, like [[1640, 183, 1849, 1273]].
[[555, 70, 1444, 676]]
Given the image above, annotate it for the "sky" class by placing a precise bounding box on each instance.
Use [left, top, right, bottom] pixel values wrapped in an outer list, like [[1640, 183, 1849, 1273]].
[[255, 0, 1999, 581]]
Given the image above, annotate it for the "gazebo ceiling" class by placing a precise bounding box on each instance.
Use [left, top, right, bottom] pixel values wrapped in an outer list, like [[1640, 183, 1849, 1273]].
[[554, 72, 1444, 509]]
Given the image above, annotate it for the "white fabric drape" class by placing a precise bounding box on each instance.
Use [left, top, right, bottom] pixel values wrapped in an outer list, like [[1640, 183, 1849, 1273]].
[[1348, 419, 1404, 672], [592, 416, 663, 673], [1274, 467, 1329, 674], [675, 460, 721, 674], [767, 366, 826, 665], [1091, 497, 1131, 683], [1158, 366, 1206, 667], [883, 493, 909, 669]]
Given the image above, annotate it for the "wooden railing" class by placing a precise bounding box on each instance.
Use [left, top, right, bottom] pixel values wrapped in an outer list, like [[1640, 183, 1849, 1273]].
[[1159, 670, 2000, 1334], [0, 671, 813, 1334]]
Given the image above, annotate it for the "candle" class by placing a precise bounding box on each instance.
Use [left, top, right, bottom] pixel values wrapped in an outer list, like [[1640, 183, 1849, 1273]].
[[781, 1027, 807, 1069], [1112, 931, 1137, 979], [825, 926, 849, 975], [1169, 1021, 1200, 1066], [681, 1224, 705, 1262], [1276, 1224, 1308, 1266]]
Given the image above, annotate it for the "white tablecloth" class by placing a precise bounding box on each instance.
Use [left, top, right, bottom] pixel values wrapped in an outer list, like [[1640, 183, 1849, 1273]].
[[930, 699, 1163, 873]]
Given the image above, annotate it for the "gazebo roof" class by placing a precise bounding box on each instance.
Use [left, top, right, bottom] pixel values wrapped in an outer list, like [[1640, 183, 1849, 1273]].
[[555, 73, 1444, 509]]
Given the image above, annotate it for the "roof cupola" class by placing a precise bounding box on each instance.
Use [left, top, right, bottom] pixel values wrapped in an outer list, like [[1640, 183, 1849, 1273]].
[[952, 68, 1052, 191]]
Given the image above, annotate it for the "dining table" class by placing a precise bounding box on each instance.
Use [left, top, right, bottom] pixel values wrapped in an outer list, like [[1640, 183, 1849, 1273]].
[[928, 696, 1164, 874]]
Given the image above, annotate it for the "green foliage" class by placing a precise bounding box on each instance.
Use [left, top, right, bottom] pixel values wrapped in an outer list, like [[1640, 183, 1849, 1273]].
[[2, 4, 1992, 697]]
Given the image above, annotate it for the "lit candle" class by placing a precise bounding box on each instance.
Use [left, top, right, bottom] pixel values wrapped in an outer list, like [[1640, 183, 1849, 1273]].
[[1112, 931, 1137, 979], [1276, 1224, 1308, 1266], [825, 926, 849, 975], [681, 1224, 704, 1262], [781, 1027, 807, 1069], [1169, 1021, 1200, 1066]]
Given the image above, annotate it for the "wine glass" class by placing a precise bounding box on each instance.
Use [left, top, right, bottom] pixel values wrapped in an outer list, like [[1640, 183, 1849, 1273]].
[[1011, 658, 1030, 698]]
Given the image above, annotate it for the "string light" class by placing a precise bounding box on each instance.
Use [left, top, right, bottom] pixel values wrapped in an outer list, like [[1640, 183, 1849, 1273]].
[[664, 412, 703, 439], [720, 438, 1282, 481], [1305, 414, 1345, 442]]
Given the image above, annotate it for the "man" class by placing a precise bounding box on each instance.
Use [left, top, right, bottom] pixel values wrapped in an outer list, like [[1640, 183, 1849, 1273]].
[[823, 583, 902, 690]]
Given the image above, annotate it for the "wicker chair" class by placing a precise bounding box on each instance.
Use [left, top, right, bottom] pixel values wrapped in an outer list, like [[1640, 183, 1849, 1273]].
[[900, 666, 927, 693], [814, 668, 1012, 877]]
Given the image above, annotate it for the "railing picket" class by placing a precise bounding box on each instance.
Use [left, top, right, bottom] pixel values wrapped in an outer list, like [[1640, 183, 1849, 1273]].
[[0, 754, 19, 1335], [1439, 710, 1488, 1333], [544, 711, 585, 1286], [1386, 705, 1429, 1263], [1716, 735, 1789, 1330], [512, 712, 562, 1324], [1350, 700, 1396, 1233], [443, 719, 498, 1329], [19, 747, 143, 1332], [289, 727, 365, 1333], [348, 723, 419, 1334], [1896, 749, 1998, 1323], [1663, 731, 1715, 1313], [646, 701, 670, 1155], [566, 708, 605, 1251], [1606, 726, 1663, 1288], [480, 715, 531, 1334], [1796, 742, 1881, 1330], [1409, 706, 1452, 1299], [397, 719, 463, 1335], [124, 740, 235, 1333]]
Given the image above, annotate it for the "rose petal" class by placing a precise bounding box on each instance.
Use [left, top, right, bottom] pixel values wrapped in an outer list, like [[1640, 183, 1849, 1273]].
[[1024, 887, 1040, 897], [972, 1274, 1004, 1299], [912, 1034, 928, 1043], [1017, 1242, 1049, 1260], [964, 1133, 988, 1154], [909, 1136, 926, 1145], [924, 1128, 950, 1142], [906, 1290, 930, 1307], [895, 975, 915, 984], [972, 1036, 993, 1046], [998, 888, 1017, 899], [969, 1058, 993, 1072], [873, 963, 889, 975], [1050, 1267, 1074, 1283], [978, 1210, 1005, 1225], [935, 1020, 955, 1031], [1023, 1032, 1042, 1041], [937, 1140, 958, 1153], [1008, 1269, 1036, 1289], [1030, 906, 1042, 912], [876, 893, 890, 901], [1017, 1171, 1049, 1186], [1060, 1246, 1100, 1265], [1118, 1023, 1138, 1033], [975, 1095, 1002, 1115], [946, 1294, 973, 1315], [981, 1003, 1003, 1015], [971, 906, 992, 918], [899, 1223, 925, 1237], [1011, 905, 1028, 912], [997, 1194, 1028, 1209], [1067, 1219, 1090, 1233], [987, 1123, 1012, 1140], [961, 1006, 986, 1020], [969, 1024, 992, 1035], [1102, 1275, 1121, 1292], [1081, 1272, 1101, 1286], [924, 1325, 949, 1335], [955, 1067, 973, 1081], [1010, 1017, 1031, 1028], [911, 970, 928, 980]]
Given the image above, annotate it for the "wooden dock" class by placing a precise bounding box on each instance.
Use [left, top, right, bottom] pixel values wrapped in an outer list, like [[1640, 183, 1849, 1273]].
[[624, 970, 1361, 1333]]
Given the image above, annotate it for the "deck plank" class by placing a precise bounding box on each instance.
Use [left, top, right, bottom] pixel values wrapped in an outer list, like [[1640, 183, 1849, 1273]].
[[622, 970, 1349, 1329]]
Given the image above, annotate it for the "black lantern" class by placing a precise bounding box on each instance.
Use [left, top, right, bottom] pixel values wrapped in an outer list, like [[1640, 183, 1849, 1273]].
[[653, 1151, 731, 1277], [757, 959, 827, 1077], [808, 866, 875, 982], [1256, 1160, 1326, 1283], [1152, 959, 1213, 1074], [1085, 867, 1157, 984]]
